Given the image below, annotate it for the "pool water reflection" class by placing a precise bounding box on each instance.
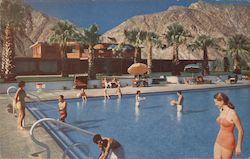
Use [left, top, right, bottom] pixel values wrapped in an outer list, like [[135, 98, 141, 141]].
[[27, 86, 250, 159]]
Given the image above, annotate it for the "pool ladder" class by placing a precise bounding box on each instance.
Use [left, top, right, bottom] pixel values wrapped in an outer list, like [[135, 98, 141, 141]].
[[7, 86, 95, 159], [30, 118, 95, 159], [7, 86, 41, 124]]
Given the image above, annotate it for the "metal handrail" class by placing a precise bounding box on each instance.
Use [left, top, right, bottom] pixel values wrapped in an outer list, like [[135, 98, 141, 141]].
[[6, 86, 17, 98], [6, 86, 18, 116], [27, 92, 41, 102], [62, 142, 92, 159], [6, 86, 42, 115], [32, 98, 53, 108], [7, 86, 95, 158], [7, 85, 41, 101], [30, 118, 95, 159]]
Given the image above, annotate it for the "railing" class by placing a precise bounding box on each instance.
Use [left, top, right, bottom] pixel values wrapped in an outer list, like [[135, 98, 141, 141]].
[[7, 86, 41, 116], [30, 118, 95, 159], [7, 86, 95, 159], [7, 86, 18, 116], [62, 142, 91, 159]]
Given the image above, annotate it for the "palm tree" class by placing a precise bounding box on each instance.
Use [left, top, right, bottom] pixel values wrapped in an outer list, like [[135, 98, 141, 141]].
[[124, 29, 145, 63], [79, 24, 101, 80], [49, 21, 80, 77], [0, 0, 30, 81], [165, 23, 191, 76], [144, 32, 162, 75], [0, 29, 5, 79], [113, 42, 125, 57], [107, 37, 124, 57], [227, 34, 250, 74], [188, 34, 220, 75]]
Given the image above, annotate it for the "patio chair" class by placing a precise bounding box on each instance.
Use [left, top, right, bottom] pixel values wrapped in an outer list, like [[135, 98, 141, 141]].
[[184, 77, 196, 84], [225, 78, 237, 84], [73, 75, 88, 89]]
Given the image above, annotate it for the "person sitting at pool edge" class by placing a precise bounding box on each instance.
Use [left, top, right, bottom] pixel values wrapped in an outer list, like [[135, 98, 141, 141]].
[[80, 88, 87, 101], [170, 91, 184, 112], [58, 95, 67, 122], [93, 134, 125, 159]]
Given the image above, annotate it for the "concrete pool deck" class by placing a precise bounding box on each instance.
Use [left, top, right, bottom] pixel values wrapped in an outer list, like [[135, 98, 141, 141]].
[[0, 81, 249, 159]]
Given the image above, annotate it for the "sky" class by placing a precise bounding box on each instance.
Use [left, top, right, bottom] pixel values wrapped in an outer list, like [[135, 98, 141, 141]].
[[24, 0, 250, 33]]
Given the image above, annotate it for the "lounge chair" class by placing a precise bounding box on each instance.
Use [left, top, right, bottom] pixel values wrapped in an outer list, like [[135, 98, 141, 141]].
[[225, 75, 238, 84], [225, 78, 237, 84], [184, 77, 196, 84]]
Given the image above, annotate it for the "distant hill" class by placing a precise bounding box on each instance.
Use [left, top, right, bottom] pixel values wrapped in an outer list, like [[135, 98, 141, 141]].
[[102, 1, 250, 60]]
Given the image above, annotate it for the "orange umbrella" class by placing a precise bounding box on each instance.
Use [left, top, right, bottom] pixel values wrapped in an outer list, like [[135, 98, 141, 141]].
[[94, 44, 106, 49], [127, 63, 148, 75]]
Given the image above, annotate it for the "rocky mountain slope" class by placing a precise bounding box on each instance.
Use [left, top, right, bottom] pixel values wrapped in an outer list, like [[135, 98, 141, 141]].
[[1, 1, 250, 61], [102, 1, 250, 60], [0, 8, 60, 57]]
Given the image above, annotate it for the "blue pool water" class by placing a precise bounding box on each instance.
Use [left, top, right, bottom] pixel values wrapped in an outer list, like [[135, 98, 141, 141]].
[[27, 86, 250, 159]]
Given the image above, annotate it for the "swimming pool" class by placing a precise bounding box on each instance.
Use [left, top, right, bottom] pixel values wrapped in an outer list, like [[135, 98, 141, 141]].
[[27, 86, 250, 159]]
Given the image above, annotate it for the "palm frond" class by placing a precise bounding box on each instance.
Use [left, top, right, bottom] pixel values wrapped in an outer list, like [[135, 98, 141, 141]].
[[165, 22, 191, 46], [124, 28, 145, 47], [227, 34, 250, 57], [187, 34, 220, 52], [49, 21, 80, 45], [81, 24, 101, 47]]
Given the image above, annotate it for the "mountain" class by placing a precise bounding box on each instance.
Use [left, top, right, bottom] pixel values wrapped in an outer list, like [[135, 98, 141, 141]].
[[102, 1, 250, 60], [1, 1, 250, 61], [0, 7, 60, 57]]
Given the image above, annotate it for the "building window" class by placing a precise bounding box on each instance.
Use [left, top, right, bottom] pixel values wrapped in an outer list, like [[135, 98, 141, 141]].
[[66, 46, 77, 53]]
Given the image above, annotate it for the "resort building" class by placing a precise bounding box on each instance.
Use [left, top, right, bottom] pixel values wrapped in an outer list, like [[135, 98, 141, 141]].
[[30, 42, 136, 60], [12, 41, 212, 76]]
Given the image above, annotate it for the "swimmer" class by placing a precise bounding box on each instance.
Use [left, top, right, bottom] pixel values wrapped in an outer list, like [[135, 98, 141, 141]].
[[170, 91, 184, 112]]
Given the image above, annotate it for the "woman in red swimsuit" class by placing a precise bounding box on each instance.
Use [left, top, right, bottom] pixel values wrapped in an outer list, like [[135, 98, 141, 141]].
[[213, 92, 244, 159]]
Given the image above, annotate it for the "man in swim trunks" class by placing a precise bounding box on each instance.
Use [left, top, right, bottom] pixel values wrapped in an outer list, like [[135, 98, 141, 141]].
[[93, 134, 125, 159]]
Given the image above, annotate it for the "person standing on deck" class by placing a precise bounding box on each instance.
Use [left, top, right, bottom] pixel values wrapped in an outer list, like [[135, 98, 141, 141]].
[[15, 81, 29, 130], [116, 81, 122, 98], [103, 78, 110, 100]]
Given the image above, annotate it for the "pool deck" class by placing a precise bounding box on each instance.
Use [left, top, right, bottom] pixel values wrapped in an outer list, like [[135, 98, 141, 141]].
[[0, 80, 249, 159]]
